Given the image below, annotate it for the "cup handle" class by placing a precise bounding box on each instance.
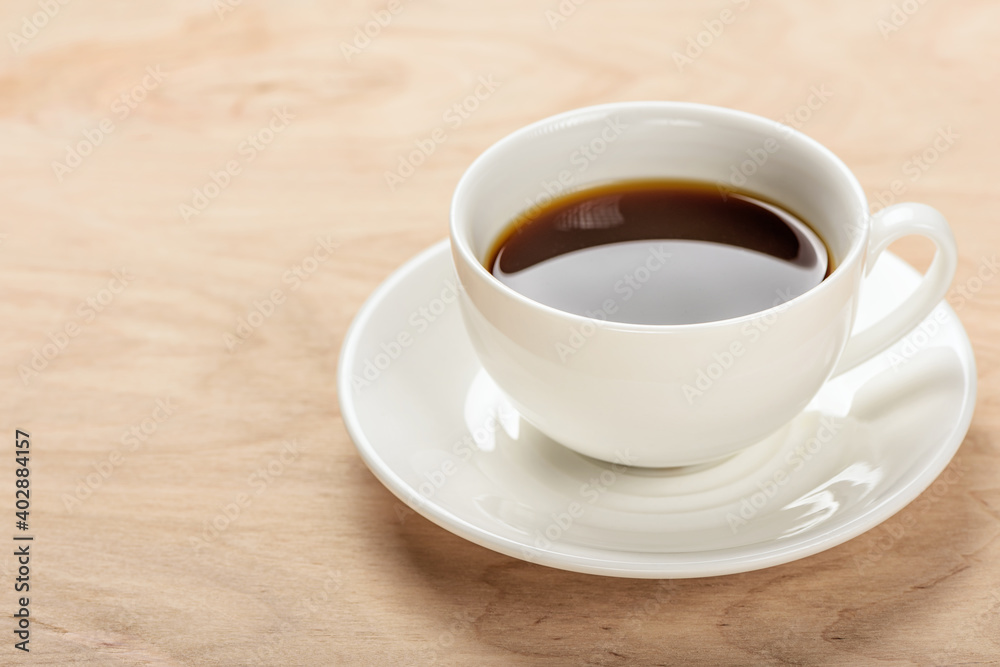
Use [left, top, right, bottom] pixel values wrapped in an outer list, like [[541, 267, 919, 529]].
[[832, 202, 958, 375]]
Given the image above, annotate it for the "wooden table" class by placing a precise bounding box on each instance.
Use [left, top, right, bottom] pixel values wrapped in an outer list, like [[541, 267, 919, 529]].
[[2, 0, 997, 664]]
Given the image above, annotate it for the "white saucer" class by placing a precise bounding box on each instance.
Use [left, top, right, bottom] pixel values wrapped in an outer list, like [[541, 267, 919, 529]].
[[337, 241, 976, 578]]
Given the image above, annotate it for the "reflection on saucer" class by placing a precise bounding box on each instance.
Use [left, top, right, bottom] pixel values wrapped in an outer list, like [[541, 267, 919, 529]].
[[463, 369, 520, 452]]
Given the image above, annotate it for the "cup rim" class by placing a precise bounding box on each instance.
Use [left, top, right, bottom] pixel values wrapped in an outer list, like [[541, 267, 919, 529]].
[[449, 101, 870, 331]]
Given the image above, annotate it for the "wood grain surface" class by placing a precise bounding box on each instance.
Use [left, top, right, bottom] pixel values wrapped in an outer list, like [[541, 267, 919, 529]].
[[1, 0, 998, 664]]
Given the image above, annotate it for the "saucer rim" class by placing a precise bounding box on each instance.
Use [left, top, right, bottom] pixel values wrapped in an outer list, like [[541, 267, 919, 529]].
[[337, 240, 977, 579]]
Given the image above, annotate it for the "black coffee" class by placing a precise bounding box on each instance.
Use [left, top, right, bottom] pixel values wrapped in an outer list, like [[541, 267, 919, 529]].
[[487, 180, 830, 325]]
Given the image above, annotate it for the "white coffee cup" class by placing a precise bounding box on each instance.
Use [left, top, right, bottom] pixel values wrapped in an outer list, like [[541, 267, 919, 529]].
[[450, 102, 957, 468]]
